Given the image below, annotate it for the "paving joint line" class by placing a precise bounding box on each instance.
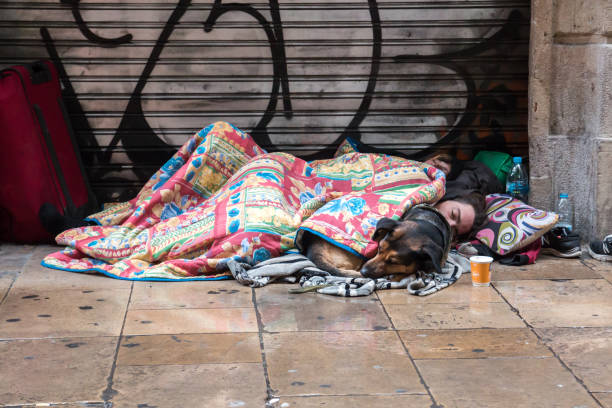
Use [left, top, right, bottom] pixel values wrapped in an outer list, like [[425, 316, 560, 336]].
[[101, 281, 134, 407], [0, 273, 18, 307], [278, 391, 429, 397], [375, 292, 442, 408], [491, 282, 604, 408], [251, 287, 276, 406], [0, 250, 35, 306]]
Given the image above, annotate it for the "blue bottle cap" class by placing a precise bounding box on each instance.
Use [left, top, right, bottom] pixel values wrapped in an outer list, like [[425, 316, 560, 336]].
[[513, 156, 522, 163], [560, 193, 568, 198]]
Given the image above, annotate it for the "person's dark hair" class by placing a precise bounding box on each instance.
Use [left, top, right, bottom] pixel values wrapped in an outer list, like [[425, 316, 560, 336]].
[[425, 153, 462, 180], [431, 153, 453, 166], [445, 155, 464, 181], [439, 191, 487, 239]]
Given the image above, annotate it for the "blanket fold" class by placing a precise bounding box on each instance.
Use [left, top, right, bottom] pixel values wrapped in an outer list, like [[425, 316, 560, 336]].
[[226, 252, 467, 297], [226, 253, 331, 288]]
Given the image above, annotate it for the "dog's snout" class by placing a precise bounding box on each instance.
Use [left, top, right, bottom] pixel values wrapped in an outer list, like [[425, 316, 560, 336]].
[[359, 262, 371, 276], [360, 258, 385, 279]]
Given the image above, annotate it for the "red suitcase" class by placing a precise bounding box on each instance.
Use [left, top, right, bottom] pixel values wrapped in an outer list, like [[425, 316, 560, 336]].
[[0, 60, 96, 243]]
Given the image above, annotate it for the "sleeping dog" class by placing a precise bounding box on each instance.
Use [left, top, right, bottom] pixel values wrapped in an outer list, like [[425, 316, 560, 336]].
[[300, 204, 451, 279]]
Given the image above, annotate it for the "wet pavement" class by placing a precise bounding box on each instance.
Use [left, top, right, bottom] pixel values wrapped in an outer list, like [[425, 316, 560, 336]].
[[1, 243, 611, 407]]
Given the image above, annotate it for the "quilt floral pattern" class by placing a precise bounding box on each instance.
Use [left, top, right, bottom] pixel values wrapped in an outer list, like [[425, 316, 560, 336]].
[[42, 122, 445, 280]]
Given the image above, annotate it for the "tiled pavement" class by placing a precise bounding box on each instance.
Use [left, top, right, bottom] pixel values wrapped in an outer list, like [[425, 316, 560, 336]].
[[1, 244, 611, 407]]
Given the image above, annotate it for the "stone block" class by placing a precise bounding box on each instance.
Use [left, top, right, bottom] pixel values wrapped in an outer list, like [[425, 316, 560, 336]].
[[600, 45, 612, 135], [554, 0, 607, 35], [529, 174, 554, 211], [550, 44, 603, 137], [548, 136, 597, 238], [528, 0, 555, 208], [607, 2, 612, 33], [530, 0, 554, 82], [529, 76, 554, 178], [596, 138, 612, 237]]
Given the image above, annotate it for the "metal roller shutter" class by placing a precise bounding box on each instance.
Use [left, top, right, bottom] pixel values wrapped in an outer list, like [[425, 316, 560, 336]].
[[0, 0, 530, 202]]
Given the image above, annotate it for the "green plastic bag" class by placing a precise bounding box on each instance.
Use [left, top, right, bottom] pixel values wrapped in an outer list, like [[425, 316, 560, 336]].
[[473, 151, 513, 186]]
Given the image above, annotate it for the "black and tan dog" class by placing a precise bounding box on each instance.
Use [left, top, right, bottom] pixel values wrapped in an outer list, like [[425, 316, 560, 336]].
[[300, 204, 451, 279]]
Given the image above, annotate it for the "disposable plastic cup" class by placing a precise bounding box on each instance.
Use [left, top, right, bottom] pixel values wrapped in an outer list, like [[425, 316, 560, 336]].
[[469, 256, 493, 286]]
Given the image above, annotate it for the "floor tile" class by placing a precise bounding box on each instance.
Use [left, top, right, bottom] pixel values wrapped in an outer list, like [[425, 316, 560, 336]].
[[385, 302, 525, 330], [123, 308, 258, 335], [264, 331, 427, 396], [0, 336, 117, 405], [378, 282, 503, 305], [117, 333, 261, 366], [256, 284, 391, 332], [492, 255, 600, 281], [583, 258, 612, 270], [594, 392, 612, 408], [536, 327, 612, 392], [14, 404, 107, 407], [0, 243, 36, 272], [518, 304, 612, 328], [12, 245, 131, 291], [495, 279, 612, 327], [2, 243, 611, 407], [275, 395, 432, 407], [584, 258, 612, 284], [417, 357, 599, 408], [130, 279, 253, 309], [111, 363, 267, 407], [0, 288, 130, 339], [454, 272, 480, 285], [0, 270, 16, 302], [495, 278, 612, 305], [399, 328, 551, 359]]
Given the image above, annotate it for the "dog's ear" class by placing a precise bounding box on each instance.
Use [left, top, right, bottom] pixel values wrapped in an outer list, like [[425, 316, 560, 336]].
[[421, 241, 444, 275], [372, 217, 399, 242]]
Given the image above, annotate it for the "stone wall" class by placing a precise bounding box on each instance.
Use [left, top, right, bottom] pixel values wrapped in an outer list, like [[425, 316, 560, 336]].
[[529, 0, 611, 239]]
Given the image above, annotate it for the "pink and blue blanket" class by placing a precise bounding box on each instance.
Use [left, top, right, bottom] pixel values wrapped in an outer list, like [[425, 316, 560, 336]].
[[42, 122, 446, 281]]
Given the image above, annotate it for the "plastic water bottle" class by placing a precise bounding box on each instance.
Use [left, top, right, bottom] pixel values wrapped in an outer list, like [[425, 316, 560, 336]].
[[555, 193, 574, 231], [506, 156, 529, 202]]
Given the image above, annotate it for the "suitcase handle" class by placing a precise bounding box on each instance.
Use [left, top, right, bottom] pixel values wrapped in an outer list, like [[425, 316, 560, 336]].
[[33, 104, 77, 214], [27, 61, 52, 85]]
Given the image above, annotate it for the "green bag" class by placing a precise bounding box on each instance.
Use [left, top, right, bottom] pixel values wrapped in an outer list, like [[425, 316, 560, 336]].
[[473, 151, 513, 186]]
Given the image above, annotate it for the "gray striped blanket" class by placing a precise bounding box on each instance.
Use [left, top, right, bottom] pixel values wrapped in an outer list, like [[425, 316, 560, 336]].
[[226, 252, 468, 297]]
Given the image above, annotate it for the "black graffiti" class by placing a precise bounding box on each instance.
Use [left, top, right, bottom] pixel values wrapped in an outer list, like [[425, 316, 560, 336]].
[[203, 0, 293, 149], [60, 0, 133, 46], [44, 1, 526, 201], [103, 0, 192, 180], [302, 0, 383, 161], [41, 27, 101, 166], [394, 9, 524, 160]]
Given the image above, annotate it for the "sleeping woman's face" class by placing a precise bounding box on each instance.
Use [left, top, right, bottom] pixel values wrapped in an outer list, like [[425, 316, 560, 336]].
[[434, 199, 476, 238], [425, 155, 452, 176]]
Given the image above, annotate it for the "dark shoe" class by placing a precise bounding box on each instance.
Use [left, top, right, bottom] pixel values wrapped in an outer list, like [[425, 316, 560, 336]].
[[588, 234, 612, 262], [541, 227, 582, 258]]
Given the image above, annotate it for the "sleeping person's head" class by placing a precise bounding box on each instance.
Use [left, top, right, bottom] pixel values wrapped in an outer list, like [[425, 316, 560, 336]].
[[434, 192, 487, 241]]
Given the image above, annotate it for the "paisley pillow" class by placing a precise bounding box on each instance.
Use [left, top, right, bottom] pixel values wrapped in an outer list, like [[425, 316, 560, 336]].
[[475, 194, 558, 255]]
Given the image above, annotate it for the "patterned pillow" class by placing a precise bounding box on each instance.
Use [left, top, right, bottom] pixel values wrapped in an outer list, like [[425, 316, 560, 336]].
[[475, 194, 558, 255]]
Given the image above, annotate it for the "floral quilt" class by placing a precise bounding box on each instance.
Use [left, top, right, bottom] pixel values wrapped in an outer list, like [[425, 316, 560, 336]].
[[42, 121, 446, 281]]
